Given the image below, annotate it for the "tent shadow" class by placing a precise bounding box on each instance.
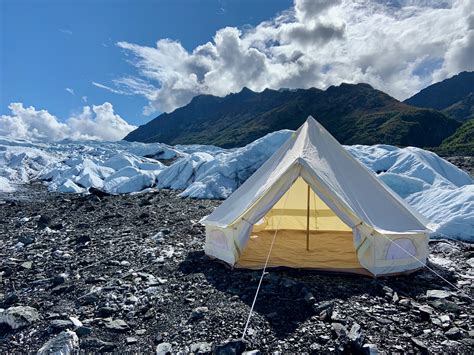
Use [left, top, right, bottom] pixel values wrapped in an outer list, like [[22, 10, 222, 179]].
[[179, 251, 455, 339]]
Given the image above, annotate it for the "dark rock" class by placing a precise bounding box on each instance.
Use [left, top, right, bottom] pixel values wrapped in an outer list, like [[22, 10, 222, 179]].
[[445, 327, 463, 340], [76, 235, 92, 244], [18, 235, 35, 246], [85, 276, 106, 284], [52, 275, 67, 286], [89, 187, 111, 199], [430, 299, 460, 313], [411, 338, 428, 353], [302, 288, 315, 305], [51, 283, 74, 295], [37, 215, 51, 229], [76, 326, 93, 337], [78, 293, 99, 305], [418, 304, 434, 320], [190, 306, 208, 320], [213, 339, 247, 355], [435, 242, 460, 254], [1, 266, 13, 277], [49, 319, 74, 331], [49, 223, 64, 230], [1, 293, 19, 307], [314, 300, 334, 321], [81, 337, 117, 351], [97, 306, 117, 317], [374, 316, 392, 325], [362, 343, 378, 354], [1, 186, 472, 354]]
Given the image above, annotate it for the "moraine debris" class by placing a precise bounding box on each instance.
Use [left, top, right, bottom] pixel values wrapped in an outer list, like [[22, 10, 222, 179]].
[[0, 185, 472, 353]]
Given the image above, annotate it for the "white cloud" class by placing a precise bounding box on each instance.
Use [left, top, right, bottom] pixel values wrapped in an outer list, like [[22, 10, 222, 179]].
[[59, 29, 73, 35], [95, 0, 473, 114], [65, 87, 75, 95], [0, 102, 136, 142], [92, 81, 130, 96], [82, 96, 88, 103]]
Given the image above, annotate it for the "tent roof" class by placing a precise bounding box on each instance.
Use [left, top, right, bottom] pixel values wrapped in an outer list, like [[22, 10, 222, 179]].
[[203, 117, 430, 232]]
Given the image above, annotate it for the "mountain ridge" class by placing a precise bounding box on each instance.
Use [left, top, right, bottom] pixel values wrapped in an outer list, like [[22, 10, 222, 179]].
[[404, 71, 474, 116], [124, 82, 460, 149]]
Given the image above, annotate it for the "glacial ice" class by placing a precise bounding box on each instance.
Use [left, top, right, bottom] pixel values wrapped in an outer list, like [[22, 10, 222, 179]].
[[0, 132, 472, 241]]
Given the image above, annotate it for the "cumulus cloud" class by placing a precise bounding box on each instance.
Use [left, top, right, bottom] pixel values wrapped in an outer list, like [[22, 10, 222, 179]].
[[94, 0, 473, 114], [0, 102, 136, 142]]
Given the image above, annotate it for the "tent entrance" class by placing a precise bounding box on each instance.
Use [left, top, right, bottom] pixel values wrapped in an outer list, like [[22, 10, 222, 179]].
[[236, 177, 364, 271]]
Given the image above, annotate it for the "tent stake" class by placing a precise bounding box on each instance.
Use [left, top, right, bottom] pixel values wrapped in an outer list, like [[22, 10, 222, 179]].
[[306, 184, 310, 251]]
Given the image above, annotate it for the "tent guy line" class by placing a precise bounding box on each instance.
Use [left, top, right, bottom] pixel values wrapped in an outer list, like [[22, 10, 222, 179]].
[[378, 233, 473, 302], [241, 186, 292, 341]]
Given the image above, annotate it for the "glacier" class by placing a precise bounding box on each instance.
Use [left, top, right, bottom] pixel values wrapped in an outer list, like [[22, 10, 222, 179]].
[[0, 132, 472, 242]]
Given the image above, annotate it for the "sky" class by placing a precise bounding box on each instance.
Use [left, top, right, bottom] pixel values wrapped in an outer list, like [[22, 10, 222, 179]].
[[0, 0, 473, 141]]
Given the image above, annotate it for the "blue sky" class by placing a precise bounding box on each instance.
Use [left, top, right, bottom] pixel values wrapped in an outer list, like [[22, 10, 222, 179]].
[[0, 0, 292, 125], [1, 0, 472, 142]]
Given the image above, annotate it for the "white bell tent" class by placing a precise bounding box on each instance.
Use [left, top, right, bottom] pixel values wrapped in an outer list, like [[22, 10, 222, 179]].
[[202, 117, 431, 276]]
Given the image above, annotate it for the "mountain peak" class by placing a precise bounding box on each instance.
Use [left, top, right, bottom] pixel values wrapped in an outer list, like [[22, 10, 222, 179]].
[[124, 83, 459, 149], [405, 71, 474, 110]]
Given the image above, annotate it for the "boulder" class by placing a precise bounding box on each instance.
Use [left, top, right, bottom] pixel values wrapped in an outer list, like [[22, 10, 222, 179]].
[[37, 330, 79, 355], [156, 342, 172, 355], [0, 306, 40, 329], [426, 290, 451, 299]]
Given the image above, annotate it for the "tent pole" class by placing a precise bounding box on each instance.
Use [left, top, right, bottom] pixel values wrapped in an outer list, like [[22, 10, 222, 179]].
[[306, 184, 310, 251]]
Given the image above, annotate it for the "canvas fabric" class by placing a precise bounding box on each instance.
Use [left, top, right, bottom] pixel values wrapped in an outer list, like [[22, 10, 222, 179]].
[[202, 117, 430, 276]]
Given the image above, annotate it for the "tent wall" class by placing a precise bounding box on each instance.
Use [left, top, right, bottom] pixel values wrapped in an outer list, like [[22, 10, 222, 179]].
[[255, 177, 352, 232], [203, 117, 431, 276], [354, 225, 429, 275], [204, 225, 238, 265], [204, 168, 429, 276]]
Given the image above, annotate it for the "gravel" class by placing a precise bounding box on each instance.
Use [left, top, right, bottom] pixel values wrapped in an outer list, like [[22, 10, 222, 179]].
[[0, 184, 472, 353]]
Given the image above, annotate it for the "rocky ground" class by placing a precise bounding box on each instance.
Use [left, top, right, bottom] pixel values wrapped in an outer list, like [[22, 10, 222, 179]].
[[0, 184, 473, 354], [445, 156, 474, 178]]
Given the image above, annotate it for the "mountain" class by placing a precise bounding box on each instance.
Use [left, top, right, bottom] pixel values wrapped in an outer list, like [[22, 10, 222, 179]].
[[404, 71, 474, 119], [435, 119, 474, 156], [124, 83, 460, 148], [442, 93, 474, 122]]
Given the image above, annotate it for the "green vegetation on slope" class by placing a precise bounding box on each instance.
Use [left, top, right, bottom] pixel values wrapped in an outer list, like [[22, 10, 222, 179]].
[[124, 83, 460, 149], [434, 119, 474, 156]]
